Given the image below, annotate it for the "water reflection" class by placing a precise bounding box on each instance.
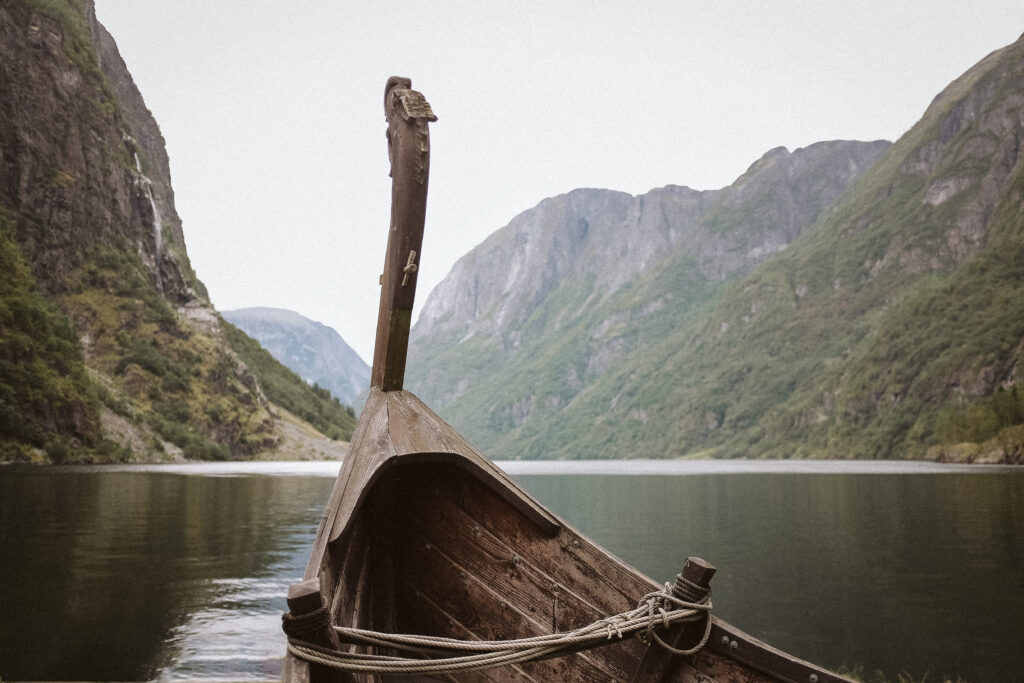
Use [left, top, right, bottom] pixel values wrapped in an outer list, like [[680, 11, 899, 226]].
[[515, 472, 1024, 682], [0, 462, 1021, 682], [0, 468, 332, 681]]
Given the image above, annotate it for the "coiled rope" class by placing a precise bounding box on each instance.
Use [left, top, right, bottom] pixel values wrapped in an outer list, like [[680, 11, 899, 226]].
[[285, 580, 711, 675]]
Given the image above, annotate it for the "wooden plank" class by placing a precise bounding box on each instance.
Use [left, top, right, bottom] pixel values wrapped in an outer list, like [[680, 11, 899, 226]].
[[394, 575, 540, 683], [305, 388, 392, 579], [387, 390, 463, 454], [432, 460, 656, 610], [662, 653, 777, 683], [387, 390, 560, 535], [395, 483, 641, 678], [399, 537, 625, 682], [325, 388, 396, 546], [705, 620, 856, 683], [388, 463, 647, 676]]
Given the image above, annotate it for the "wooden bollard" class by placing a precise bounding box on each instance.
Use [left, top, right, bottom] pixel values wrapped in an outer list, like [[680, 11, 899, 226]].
[[631, 557, 716, 682], [284, 577, 343, 651]]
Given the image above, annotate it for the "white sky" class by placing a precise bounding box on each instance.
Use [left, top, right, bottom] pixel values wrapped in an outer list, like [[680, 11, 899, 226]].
[[92, 1, 1024, 363]]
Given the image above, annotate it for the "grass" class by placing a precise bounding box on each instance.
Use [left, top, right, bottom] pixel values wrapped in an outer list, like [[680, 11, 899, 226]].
[[222, 321, 356, 442]]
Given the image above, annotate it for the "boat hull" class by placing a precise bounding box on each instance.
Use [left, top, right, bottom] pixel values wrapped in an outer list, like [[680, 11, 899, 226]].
[[283, 389, 853, 683]]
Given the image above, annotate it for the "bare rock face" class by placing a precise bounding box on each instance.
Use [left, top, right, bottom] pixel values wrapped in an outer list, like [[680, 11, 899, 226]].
[[413, 140, 889, 357], [0, 1, 198, 304]]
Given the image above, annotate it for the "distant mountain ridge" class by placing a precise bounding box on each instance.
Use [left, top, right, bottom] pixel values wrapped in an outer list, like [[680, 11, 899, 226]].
[[222, 308, 369, 406], [407, 35, 1024, 463]]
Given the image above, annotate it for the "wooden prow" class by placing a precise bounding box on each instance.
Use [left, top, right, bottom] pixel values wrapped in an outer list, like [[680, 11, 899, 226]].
[[371, 76, 437, 391]]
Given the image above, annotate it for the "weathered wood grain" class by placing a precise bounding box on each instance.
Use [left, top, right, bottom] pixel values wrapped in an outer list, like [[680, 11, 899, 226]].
[[392, 468, 643, 677], [386, 391, 560, 535], [397, 502, 632, 680], [371, 78, 433, 391]]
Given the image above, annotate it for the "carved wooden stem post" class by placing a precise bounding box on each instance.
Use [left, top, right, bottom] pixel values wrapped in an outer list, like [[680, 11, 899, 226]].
[[371, 76, 436, 392], [632, 557, 717, 682]]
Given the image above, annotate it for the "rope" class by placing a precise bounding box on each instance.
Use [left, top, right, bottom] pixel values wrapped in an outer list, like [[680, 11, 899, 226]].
[[285, 582, 711, 675], [281, 605, 331, 639], [401, 250, 418, 286]]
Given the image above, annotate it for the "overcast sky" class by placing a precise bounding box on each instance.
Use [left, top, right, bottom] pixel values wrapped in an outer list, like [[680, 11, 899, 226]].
[[92, 1, 1024, 363]]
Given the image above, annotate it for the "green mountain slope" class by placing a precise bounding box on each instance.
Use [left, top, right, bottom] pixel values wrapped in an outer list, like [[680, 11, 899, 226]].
[[0, 0, 354, 462], [408, 35, 1024, 463], [408, 141, 891, 458], [222, 307, 370, 406]]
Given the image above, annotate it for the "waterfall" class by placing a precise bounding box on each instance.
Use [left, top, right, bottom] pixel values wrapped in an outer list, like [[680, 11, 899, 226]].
[[134, 152, 163, 293]]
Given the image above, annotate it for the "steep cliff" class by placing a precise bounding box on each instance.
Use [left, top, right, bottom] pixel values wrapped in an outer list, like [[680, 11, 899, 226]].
[[408, 35, 1024, 462], [0, 0, 353, 461], [408, 140, 890, 455]]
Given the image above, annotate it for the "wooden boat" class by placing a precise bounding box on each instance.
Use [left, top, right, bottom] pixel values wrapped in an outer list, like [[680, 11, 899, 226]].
[[281, 77, 854, 683]]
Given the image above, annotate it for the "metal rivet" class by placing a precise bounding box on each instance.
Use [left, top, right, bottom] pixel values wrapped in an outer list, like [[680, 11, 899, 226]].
[[460, 570, 468, 579], [729, 640, 738, 649], [722, 635, 730, 645], [572, 539, 580, 547], [513, 554, 522, 565], [809, 676, 818, 683]]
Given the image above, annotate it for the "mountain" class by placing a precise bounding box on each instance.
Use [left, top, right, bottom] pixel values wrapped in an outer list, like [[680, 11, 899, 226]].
[[222, 308, 369, 406], [407, 140, 890, 454], [0, 0, 354, 462], [408, 35, 1024, 463]]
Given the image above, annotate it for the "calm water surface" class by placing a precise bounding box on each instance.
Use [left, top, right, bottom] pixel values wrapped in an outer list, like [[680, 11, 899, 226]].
[[0, 460, 1021, 681]]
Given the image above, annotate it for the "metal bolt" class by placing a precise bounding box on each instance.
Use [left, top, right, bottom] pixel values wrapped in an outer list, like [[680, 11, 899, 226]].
[[513, 554, 522, 565], [722, 635, 730, 645], [809, 676, 818, 683], [729, 640, 738, 650], [572, 539, 580, 547]]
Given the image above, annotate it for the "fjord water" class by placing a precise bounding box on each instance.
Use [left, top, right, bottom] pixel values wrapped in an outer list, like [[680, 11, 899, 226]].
[[0, 462, 1021, 682]]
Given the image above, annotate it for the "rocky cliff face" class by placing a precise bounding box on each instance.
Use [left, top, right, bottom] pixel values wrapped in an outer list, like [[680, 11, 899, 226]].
[[409, 140, 889, 428], [415, 141, 888, 353], [0, 1, 197, 303], [0, 1, 351, 462], [222, 308, 370, 406]]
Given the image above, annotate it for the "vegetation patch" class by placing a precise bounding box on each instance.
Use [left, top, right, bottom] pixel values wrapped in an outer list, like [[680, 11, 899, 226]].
[[0, 210, 100, 461], [223, 321, 356, 441]]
